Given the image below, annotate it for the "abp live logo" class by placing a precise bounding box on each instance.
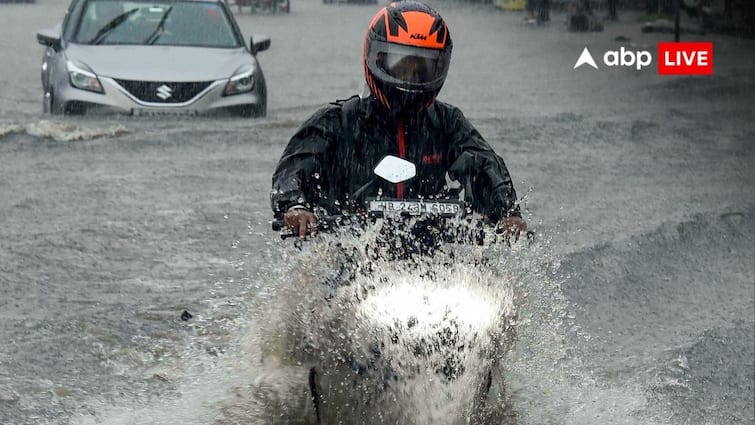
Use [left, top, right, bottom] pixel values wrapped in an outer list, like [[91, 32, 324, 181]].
[[574, 42, 713, 75], [658, 42, 713, 75]]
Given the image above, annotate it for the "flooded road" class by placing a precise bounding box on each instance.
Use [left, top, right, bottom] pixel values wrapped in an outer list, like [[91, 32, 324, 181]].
[[0, 0, 753, 424]]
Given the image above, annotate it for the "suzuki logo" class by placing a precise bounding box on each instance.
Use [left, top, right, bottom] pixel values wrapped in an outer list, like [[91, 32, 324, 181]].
[[156, 84, 173, 100]]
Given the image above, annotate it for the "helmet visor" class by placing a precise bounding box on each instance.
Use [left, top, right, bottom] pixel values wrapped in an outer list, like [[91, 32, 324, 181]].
[[367, 40, 450, 91], [384, 51, 438, 83]]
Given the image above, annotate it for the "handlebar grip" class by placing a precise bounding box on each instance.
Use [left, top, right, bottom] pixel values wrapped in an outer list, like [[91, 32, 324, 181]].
[[271, 215, 348, 240]]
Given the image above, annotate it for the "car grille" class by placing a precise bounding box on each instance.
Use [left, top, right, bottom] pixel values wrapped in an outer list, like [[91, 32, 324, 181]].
[[114, 79, 214, 103]]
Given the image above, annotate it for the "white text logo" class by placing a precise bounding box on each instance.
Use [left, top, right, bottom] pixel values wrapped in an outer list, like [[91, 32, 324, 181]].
[[575, 47, 653, 71]]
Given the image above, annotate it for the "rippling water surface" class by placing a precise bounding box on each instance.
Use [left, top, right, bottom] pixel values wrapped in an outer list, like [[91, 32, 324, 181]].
[[1, 0, 753, 424]]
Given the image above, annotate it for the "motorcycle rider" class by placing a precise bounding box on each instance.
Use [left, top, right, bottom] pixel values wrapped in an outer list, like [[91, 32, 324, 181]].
[[271, 0, 527, 242]]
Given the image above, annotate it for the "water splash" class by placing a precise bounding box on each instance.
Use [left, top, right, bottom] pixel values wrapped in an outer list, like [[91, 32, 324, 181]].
[[0, 120, 128, 142], [222, 222, 523, 425]]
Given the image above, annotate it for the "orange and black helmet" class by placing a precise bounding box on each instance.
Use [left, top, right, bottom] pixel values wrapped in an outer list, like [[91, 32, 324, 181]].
[[363, 1, 452, 115]]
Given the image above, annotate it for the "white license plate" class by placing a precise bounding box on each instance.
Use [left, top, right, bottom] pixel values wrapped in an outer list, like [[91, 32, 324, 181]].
[[367, 199, 463, 217]]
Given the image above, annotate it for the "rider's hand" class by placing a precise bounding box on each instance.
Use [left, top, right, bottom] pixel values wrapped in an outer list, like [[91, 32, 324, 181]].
[[284, 206, 318, 239], [497, 215, 528, 242]]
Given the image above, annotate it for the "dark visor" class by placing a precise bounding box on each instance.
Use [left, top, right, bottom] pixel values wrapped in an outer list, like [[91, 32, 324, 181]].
[[382, 54, 439, 83], [369, 40, 450, 87]]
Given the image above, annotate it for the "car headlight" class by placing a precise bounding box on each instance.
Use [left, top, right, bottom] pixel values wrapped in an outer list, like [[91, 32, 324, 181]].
[[223, 69, 255, 96], [67, 61, 104, 94]]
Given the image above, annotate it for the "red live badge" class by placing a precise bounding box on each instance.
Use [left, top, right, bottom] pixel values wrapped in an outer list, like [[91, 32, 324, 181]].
[[657, 42, 714, 75]]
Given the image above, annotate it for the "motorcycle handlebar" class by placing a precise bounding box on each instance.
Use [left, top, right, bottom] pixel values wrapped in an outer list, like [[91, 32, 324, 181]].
[[271, 214, 361, 239], [271, 214, 535, 242]]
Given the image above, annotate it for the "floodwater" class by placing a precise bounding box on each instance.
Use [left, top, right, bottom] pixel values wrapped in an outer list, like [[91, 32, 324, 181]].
[[0, 0, 753, 424]]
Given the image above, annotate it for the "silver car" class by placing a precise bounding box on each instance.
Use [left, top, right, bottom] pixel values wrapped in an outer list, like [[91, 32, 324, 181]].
[[36, 0, 270, 117]]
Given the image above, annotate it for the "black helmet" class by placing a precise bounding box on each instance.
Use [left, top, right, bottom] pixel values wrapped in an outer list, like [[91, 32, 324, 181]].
[[363, 1, 453, 116]]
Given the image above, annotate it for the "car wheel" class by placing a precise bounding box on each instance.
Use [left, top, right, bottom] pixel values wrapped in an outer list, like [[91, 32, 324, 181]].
[[64, 101, 86, 115], [43, 91, 53, 114], [46, 90, 66, 115]]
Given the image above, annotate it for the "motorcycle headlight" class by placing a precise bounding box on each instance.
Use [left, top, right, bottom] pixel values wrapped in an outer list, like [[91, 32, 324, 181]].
[[67, 61, 104, 94], [223, 69, 255, 96]]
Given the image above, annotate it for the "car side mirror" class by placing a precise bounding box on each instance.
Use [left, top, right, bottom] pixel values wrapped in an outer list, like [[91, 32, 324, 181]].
[[249, 35, 271, 55], [374, 155, 417, 184], [37, 27, 61, 51]]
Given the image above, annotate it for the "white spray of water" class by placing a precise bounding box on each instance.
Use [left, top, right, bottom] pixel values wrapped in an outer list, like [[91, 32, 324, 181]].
[[218, 225, 521, 425], [66, 221, 669, 425], [0, 120, 128, 141], [492, 227, 666, 425]]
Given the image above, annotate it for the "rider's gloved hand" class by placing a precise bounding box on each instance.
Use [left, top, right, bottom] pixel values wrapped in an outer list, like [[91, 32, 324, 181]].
[[284, 205, 318, 239], [497, 215, 528, 242]]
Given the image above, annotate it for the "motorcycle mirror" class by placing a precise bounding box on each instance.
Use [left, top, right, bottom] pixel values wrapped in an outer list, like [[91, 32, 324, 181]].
[[373, 155, 417, 184]]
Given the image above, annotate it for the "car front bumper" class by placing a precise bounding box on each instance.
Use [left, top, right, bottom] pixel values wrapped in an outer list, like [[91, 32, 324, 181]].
[[56, 76, 263, 115]]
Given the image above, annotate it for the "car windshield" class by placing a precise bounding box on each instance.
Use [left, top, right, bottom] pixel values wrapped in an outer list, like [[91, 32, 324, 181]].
[[74, 0, 239, 47]]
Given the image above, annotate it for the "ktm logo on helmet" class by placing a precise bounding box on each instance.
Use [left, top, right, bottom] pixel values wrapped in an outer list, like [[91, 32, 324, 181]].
[[410, 33, 427, 40]]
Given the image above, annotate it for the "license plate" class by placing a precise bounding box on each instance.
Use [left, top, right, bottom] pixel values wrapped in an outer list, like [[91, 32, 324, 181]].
[[131, 109, 197, 116], [367, 199, 463, 217]]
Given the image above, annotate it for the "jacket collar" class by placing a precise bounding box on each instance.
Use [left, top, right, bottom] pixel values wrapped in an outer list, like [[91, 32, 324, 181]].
[[359, 94, 440, 129]]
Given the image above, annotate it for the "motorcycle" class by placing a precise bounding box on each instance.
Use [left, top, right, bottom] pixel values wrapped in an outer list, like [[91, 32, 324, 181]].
[[244, 156, 527, 425]]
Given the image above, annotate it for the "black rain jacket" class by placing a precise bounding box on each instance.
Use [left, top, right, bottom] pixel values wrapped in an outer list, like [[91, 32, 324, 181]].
[[270, 95, 521, 221]]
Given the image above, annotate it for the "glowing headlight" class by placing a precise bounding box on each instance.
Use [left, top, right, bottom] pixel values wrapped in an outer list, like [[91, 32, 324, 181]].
[[223, 69, 254, 96], [67, 61, 104, 94]]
